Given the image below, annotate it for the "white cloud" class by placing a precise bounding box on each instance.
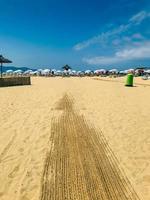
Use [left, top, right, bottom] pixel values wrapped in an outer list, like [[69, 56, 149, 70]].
[[83, 56, 121, 65], [83, 42, 150, 65], [74, 36, 100, 51], [129, 11, 150, 25], [112, 33, 144, 47], [74, 10, 150, 51], [74, 24, 129, 50]]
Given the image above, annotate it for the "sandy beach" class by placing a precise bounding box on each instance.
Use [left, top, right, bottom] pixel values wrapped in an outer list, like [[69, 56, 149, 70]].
[[0, 77, 150, 200]]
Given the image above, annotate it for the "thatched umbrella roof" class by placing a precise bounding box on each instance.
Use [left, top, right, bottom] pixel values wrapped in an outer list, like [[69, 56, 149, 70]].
[[62, 64, 71, 71], [0, 55, 12, 78], [0, 55, 12, 64]]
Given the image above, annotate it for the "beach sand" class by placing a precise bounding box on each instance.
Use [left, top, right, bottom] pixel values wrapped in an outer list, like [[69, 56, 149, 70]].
[[0, 77, 150, 200]]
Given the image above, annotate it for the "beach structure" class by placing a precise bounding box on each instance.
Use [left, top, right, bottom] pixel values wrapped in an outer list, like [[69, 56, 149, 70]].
[[76, 71, 84, 76], [126, 69, 135, 74], [55, 70, 62, 76], [0, 55, 12, 78], [109, 69, 118, 74], [23, 70, 40, 76], [6, 70, 13, 76], [94, 69, 107, 76], [0, 55, 31, 86], [85, 70, 93, 76], [37, 69, 43, 75], [51, 69, 57, 76], [94, 70, 101, 75], [145, 69, 150, 74], [0, 76, 31, 87], [70, 70, 77, 76], [41, 69, 51, 76], [62, 65, 71, 77], [29, 71, 39, 76], [119, 70, 127, 75], [62, 69, 70, 77], [62, 64, 71, 71], [13, 69, 23, 76], [142, 69, 150, 80], [142, 75, 149, 80], [135, 68, 145, 76], [24, 70, 33, 75]]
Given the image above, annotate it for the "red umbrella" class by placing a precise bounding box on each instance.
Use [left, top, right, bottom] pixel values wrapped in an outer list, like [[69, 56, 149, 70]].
[[0, 55, 12, 78]]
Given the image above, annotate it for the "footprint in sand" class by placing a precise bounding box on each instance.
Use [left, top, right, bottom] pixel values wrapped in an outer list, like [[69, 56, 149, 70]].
[[0, 192, 4, 197], [8, 165, 20, 178], [20, 195, 30, 200], [19, 148, 24, 153]]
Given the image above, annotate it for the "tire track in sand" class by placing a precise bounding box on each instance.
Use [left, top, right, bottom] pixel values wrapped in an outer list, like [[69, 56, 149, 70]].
[[40, 94, 140, 200], [0, 134, 16, 163]]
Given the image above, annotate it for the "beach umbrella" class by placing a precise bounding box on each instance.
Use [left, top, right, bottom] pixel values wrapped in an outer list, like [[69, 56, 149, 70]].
[[62, 64, 71, 71], [100, 69, 106, 72], [41, 69, 50, 75], [94, 70, 100, 74], [97, 69, 106, 73], [109, 69, 118, 75], [6, 70, 13, 74], [14, 70, 23, 75], [28, 71, 35, 75], [94, 70, 101, 75], [27, 70, 33, 73], [94, 69, 106, 74], [63, 69, 69, 75], [24, 70, 33, 75], [0, 55, 12, 78], [77, 71, 82, 74], [44, 69, 50, 73], [145, 69, 150, 74], [126, 68, 134, 73], [56, 70, 62, 74], [109, 69, 118, 73], [76, 71, 82, 76], [85, 70, 92, 74], [119, 70, 127, 74], [36, 69, 43, 75], [51, 69, 56, 71], [55, 70, 61, 76], [30, 71, 39, 75], [37, 69, 43, 72], [69, 70, 76, 76], [6, 70, 13, 77]]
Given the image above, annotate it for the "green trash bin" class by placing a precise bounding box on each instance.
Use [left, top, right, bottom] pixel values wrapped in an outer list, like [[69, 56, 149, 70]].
[[125, 74, 134, 87]]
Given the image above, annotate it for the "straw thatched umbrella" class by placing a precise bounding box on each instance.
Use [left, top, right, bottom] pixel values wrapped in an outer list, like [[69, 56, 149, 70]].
[[0, 55, 12, 78], [62, 64, 71, 71]]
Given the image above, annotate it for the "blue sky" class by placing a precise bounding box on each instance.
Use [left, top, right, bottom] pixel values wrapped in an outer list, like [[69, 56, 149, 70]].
[[0, 0, 150, 70]]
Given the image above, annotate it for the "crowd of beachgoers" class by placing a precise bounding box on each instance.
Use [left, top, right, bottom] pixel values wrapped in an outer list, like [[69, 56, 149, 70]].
[[2, 68, 150, 78]]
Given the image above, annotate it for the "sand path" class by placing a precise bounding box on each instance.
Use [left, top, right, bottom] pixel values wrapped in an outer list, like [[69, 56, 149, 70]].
[[40, 94, 139, 200]]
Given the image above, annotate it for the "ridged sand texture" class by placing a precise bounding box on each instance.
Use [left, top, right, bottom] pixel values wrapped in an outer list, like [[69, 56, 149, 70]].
[[40, 94, 140, 200]]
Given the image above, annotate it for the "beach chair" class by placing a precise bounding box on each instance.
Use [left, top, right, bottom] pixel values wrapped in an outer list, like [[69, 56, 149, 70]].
[[142, 75, 148, 80]]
